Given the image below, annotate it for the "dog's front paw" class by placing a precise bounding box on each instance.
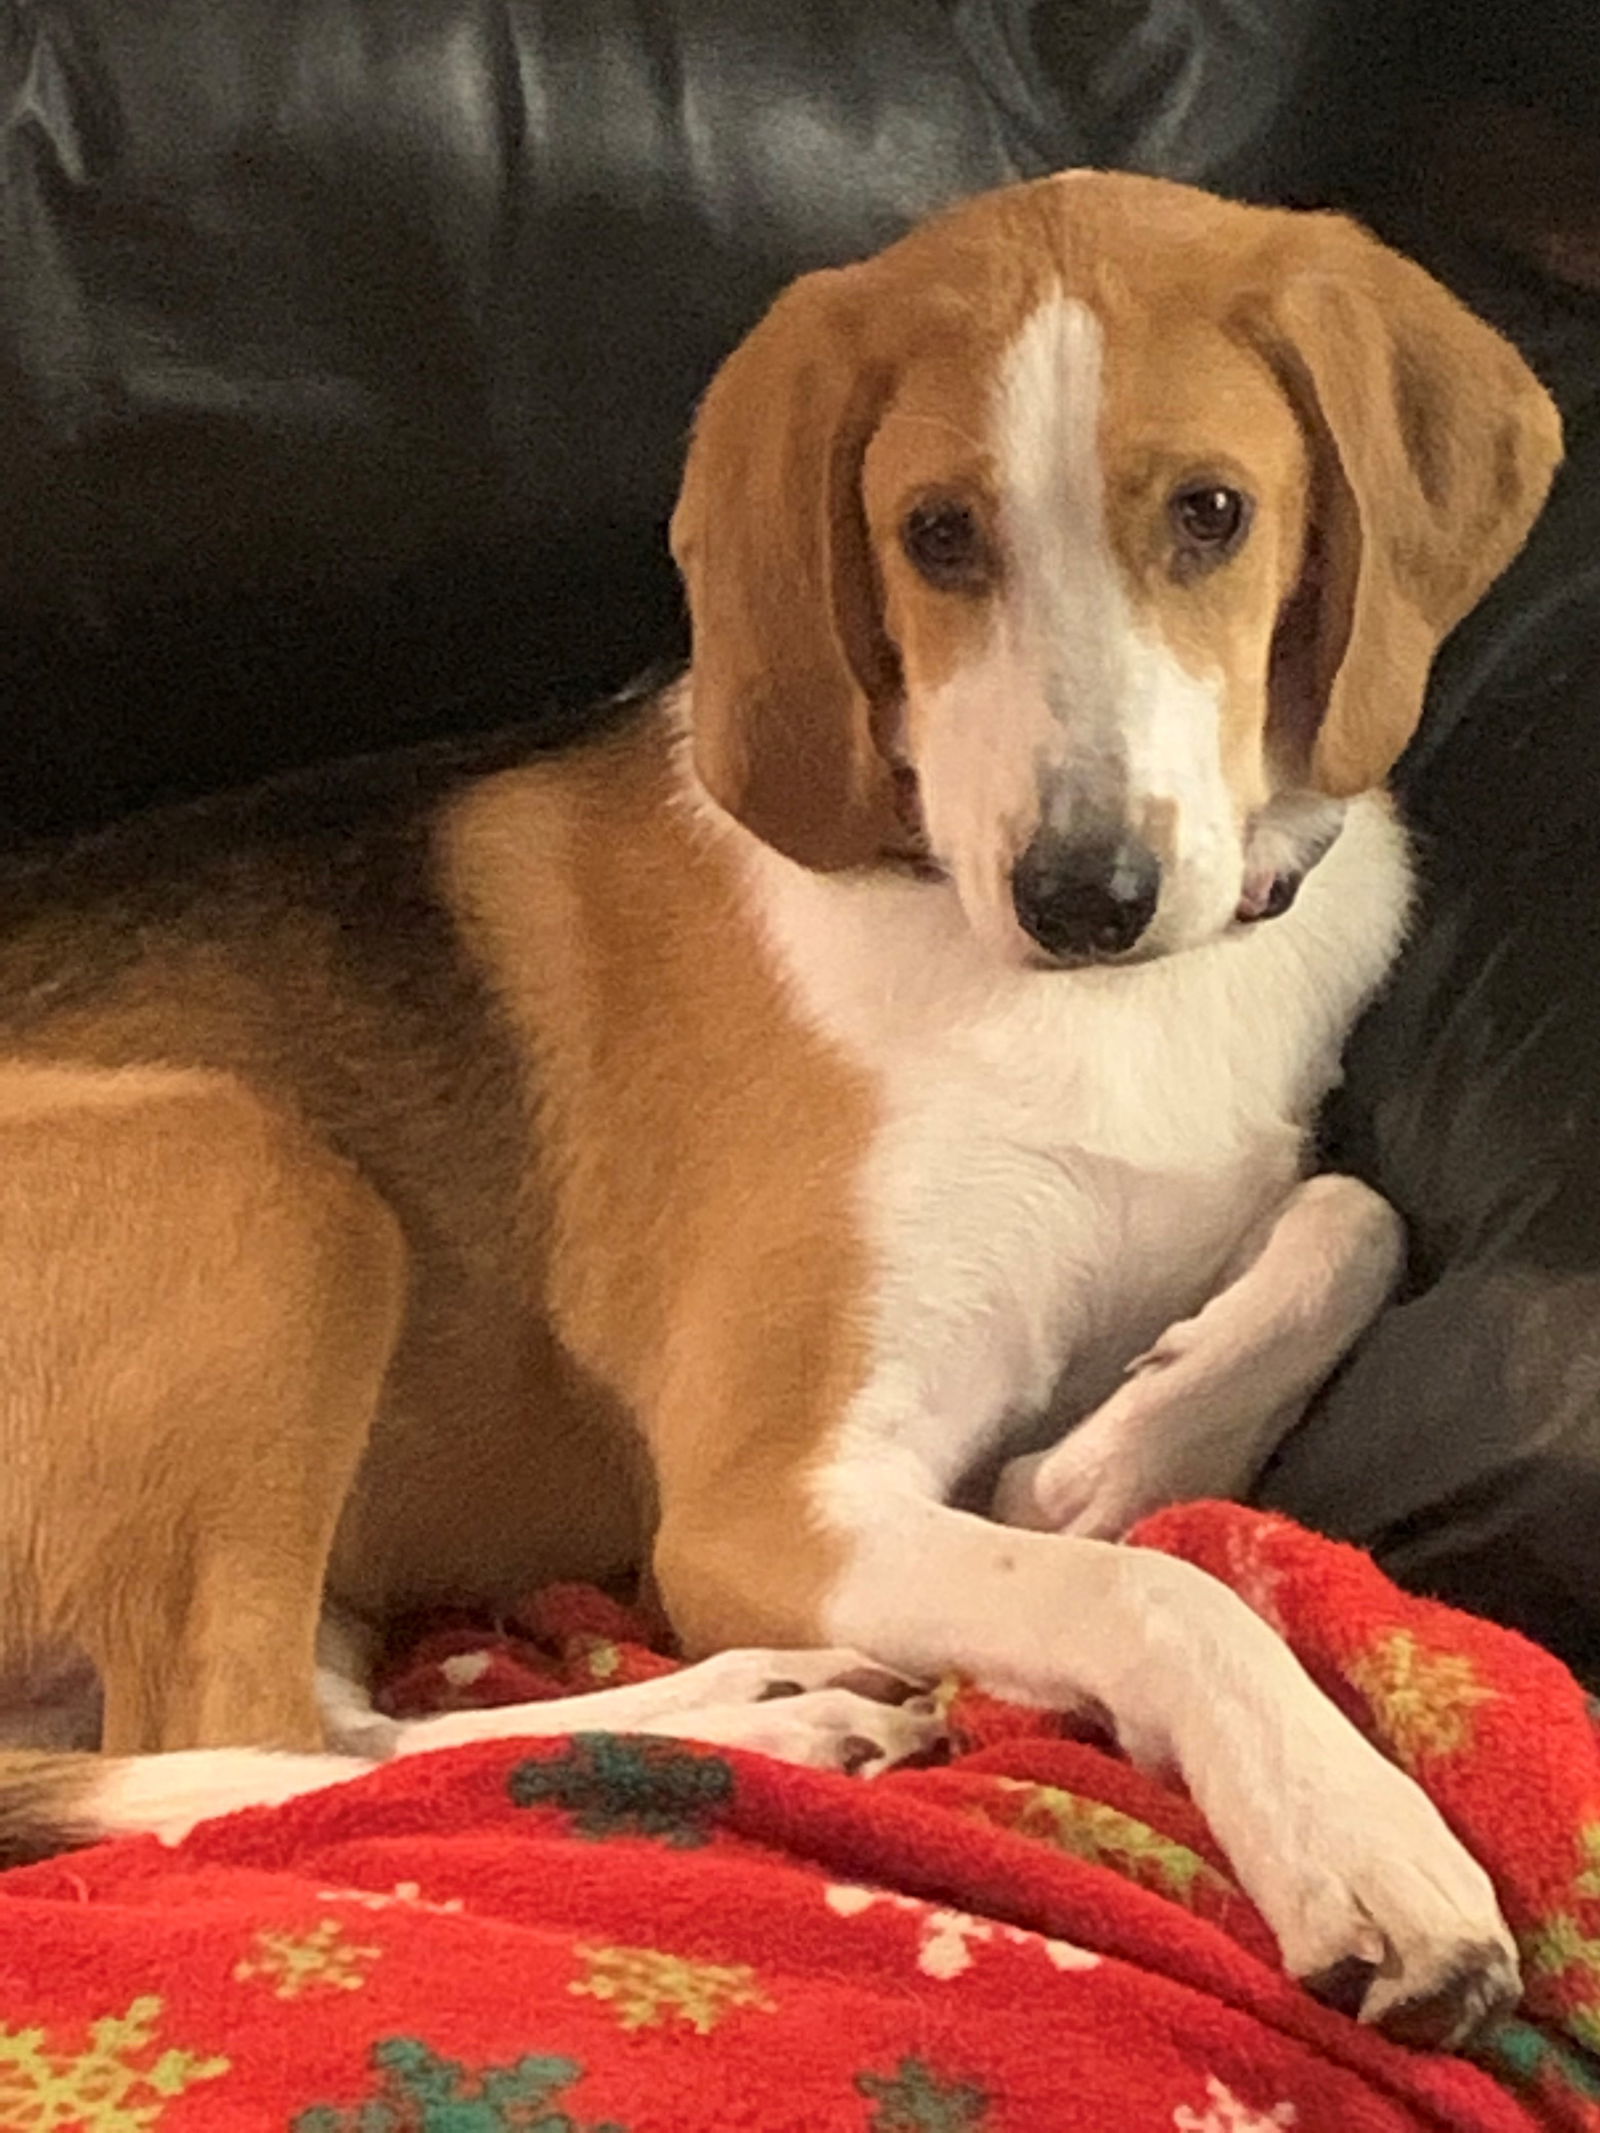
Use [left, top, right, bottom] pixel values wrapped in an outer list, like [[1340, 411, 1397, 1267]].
[[1247, 1759, 1519, 2049], [992, 1330, 1262, 1540], [992, 1426, 1160, 1541]]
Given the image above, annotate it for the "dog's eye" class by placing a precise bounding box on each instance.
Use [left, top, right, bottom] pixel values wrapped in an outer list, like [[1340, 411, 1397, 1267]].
[[1169, 483, 1251, 564], [901, 498, 990, 591]]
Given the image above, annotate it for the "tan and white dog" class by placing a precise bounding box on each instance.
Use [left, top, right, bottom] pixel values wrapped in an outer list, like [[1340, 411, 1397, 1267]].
[[0, 173, 1561, 2046]]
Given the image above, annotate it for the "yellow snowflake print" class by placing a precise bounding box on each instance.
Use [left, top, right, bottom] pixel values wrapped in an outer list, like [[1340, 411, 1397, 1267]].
[[1573, 1822, 1600, 1900], [0, 1994, 229, 2131], [981, 1778, 1236, 1906], [1346, 1630, 1499, 1764], [571, 1943, 774, 2033], [233, 1918, 381, 2000]]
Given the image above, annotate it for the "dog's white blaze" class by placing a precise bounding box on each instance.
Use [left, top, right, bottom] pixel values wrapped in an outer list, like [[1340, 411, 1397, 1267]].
[[932, 292, 1242, 954], [996, 293, 1128, 773]]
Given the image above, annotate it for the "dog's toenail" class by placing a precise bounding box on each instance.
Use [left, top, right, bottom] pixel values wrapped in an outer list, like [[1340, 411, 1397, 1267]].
[[840, 1735, 884, 1775], [1304, 1955, 1379, 2019]]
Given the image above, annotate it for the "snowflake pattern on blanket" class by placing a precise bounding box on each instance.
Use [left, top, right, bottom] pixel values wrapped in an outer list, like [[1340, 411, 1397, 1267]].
[[506, 1733, 735, 1846], [293, 2037, 628, 2133], [10, 1505, 1600, 2130], [0, 1996, 229, 2131], [570, 1943, 774, 2033], [855, 2054, 991, 2131]]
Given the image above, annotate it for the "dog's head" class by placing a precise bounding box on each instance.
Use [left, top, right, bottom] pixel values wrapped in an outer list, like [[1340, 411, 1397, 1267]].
[[670, 173, 1562, 965]]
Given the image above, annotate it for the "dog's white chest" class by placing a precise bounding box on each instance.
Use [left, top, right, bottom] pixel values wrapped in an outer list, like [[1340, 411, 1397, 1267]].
[[739, 794, 1410, 1486], [841, 953, 1306, 1465]]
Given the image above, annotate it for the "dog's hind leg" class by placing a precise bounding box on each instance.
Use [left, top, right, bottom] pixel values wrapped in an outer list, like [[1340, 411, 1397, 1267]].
[[0, 1641, 946, 1867], [386, 1644, 943, 1774], [0, 1069, 405, 1756]]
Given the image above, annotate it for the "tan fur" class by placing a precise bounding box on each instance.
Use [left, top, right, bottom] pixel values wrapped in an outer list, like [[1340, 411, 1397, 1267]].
[[675, 172, 1559, 875], [438, 719, 874, 1652], [0, 707, 871, 1760], [0, 1066, 403, 1751]]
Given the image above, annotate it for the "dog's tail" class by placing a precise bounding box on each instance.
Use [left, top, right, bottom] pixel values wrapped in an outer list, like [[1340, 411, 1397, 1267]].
[[0, 1747, 370, 1866]]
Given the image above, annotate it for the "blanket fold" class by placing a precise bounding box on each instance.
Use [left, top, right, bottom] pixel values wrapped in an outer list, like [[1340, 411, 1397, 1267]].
[[4, 1504, 1599, 2131]]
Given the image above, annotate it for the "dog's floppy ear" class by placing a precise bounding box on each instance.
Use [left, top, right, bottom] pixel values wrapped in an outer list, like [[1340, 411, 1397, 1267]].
[[1249, 219, 1563, 795], [670, 268, 903, 870]]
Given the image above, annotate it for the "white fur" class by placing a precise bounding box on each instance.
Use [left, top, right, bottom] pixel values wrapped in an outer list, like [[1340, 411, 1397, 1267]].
[[79, 1648, 944, 1848], [384, 1647, 934, 1765], [919, 296, 1243, 960], [992, 1174, 1405, 1538], [93, 1749, 373, 1845], [316, 1605, 402, 1758], [742, 787, 1408, 1502], [711, 652, 1514, 2037]]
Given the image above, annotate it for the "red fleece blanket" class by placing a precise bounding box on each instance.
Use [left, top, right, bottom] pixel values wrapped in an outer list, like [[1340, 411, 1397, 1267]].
[[5, 1506, 1600, 2133]]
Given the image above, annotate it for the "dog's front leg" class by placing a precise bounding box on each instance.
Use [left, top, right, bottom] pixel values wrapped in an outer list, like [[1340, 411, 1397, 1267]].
[[994, 1175, 1404, 1539], [635, 1232, 1513, 2045], [802, 1474, 1517, 2046]]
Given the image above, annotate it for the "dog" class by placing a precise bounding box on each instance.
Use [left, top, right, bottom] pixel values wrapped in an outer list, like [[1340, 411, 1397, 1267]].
[[0, 171, 1561, 2047]]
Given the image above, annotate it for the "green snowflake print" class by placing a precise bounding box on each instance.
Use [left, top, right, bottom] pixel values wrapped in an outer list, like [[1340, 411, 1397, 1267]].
[[1483, 2018, 1600, 2105], [293, 2035, 627, 2132], [855, 2054, 991, 2132], [507, 1732, 734, 1847]]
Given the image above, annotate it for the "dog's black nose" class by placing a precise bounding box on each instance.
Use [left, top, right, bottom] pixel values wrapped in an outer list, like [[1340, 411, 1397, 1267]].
[[1011, 833, 1161, 960]]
